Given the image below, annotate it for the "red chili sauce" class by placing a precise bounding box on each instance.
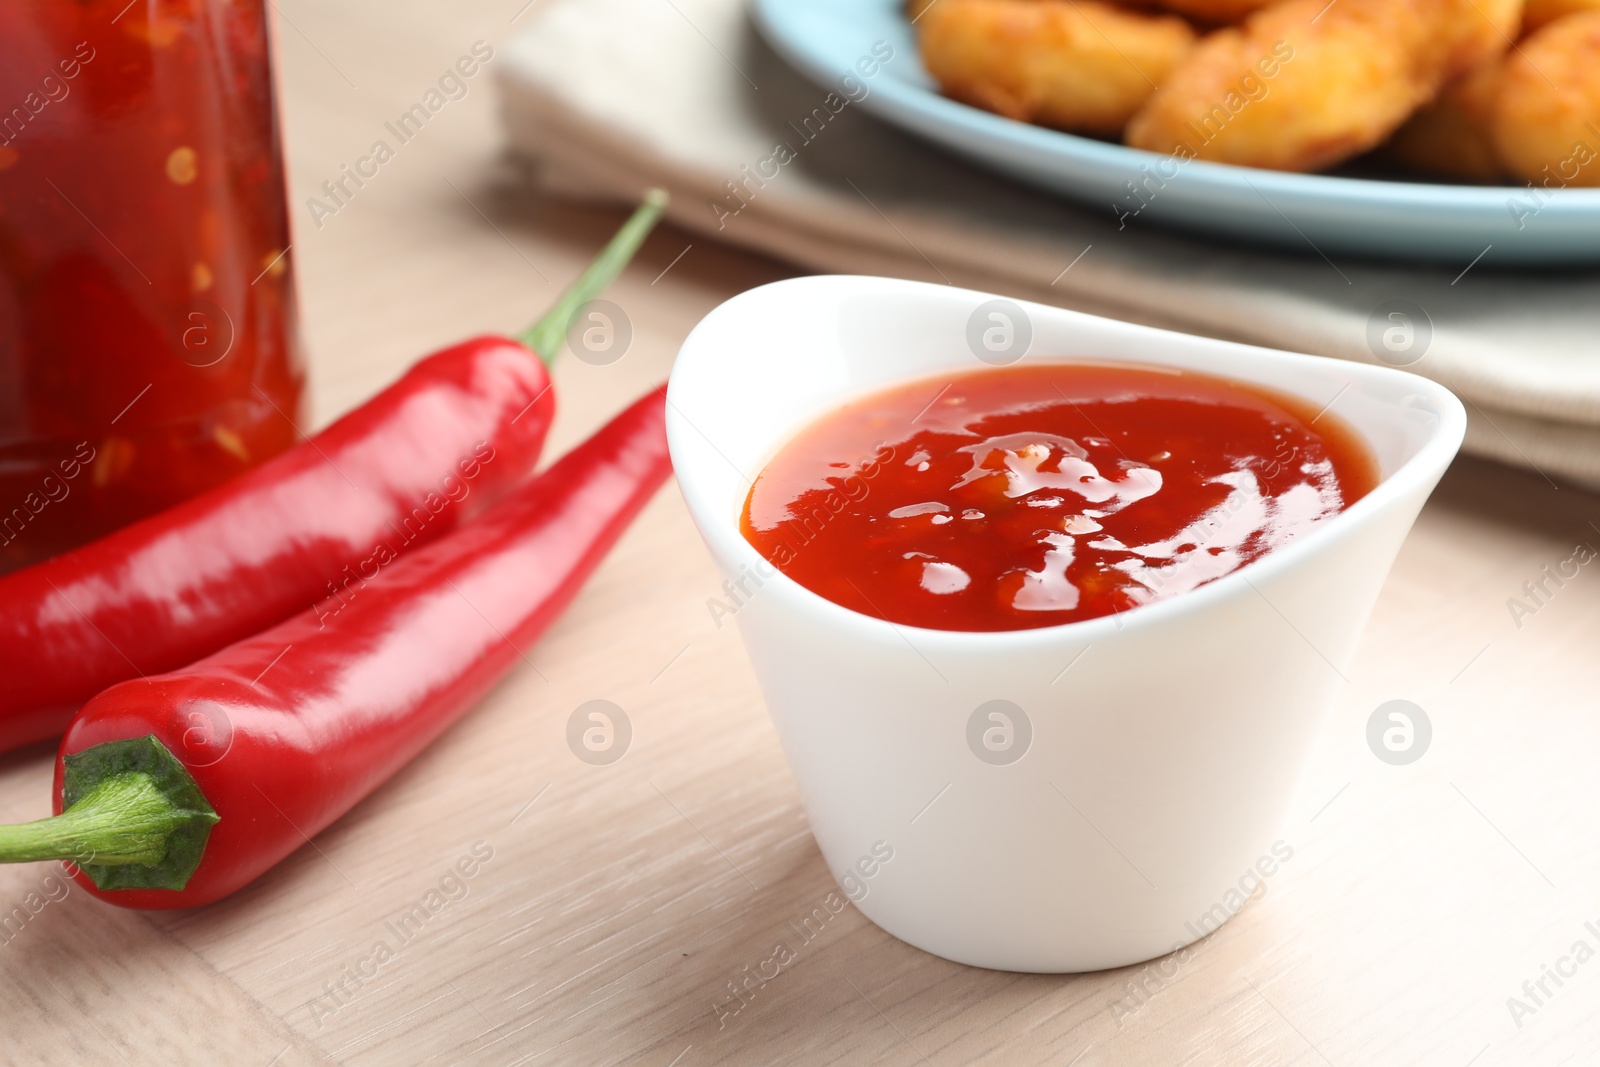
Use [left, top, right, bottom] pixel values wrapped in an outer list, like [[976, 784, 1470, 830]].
[[740, 362, 1378, 631]]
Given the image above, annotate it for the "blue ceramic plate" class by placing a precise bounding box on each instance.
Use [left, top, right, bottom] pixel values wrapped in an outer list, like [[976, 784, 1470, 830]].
[[750, 0, 1600, 266]]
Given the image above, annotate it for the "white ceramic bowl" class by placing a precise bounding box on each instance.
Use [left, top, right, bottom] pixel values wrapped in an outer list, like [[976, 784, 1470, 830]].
[[666, 276, 1465, 973]]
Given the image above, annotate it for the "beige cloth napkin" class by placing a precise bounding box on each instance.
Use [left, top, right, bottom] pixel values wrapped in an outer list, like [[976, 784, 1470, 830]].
[[498, 0, 1600, 488]]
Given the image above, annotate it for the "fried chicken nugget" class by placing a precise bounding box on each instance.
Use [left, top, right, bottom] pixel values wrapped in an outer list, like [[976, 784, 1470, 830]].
[[917, 0, 1198, 137], [1524, 0, 1600, 32], [1128, 0, 1278, 27], [1491, 11, 1600, 185], [918, 0, 1271, 30], [1451, 0, 1524, 72], [1383, 60, 1508, 180], [1125, 0, 1520, 172]]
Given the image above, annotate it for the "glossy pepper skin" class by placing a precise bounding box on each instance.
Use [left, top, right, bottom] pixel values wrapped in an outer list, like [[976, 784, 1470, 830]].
[[0, 337, 554, 751], [56, 386, 670, 909]]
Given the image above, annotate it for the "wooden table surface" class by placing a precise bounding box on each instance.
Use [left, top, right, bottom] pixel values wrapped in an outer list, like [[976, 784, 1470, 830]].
[[4, 3, 1600, 1064]]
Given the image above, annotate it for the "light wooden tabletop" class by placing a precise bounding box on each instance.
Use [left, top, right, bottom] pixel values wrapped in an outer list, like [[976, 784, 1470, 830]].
[[3, 2, 1599, 1064]]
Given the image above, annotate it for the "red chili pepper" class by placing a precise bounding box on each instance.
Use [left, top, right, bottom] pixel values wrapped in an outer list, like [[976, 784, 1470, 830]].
[[0, 191, 667, 753], [0, 386, 670, 908]]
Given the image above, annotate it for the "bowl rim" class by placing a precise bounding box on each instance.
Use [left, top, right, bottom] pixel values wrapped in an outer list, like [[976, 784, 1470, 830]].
[[666, 274, 1468, 653]]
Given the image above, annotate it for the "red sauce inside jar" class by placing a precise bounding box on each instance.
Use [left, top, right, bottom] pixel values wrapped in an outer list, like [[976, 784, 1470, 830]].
[[741, 362, 1378, 631], [0, 0, 303, 570]]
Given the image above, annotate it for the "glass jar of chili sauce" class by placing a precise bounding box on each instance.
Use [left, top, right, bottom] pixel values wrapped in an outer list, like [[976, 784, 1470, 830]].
[[0, 0, 305, 571]]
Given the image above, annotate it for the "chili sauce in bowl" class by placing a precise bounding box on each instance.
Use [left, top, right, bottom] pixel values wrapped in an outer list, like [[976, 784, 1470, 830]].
[[741, 362, 1377, 632], [670, 274, 1465, 972]]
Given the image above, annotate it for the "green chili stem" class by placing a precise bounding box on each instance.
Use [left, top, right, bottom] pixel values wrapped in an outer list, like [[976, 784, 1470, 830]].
[[0, 736, 220, 891], [518, 188, 670, 366], [0, 773, 210, 867]]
